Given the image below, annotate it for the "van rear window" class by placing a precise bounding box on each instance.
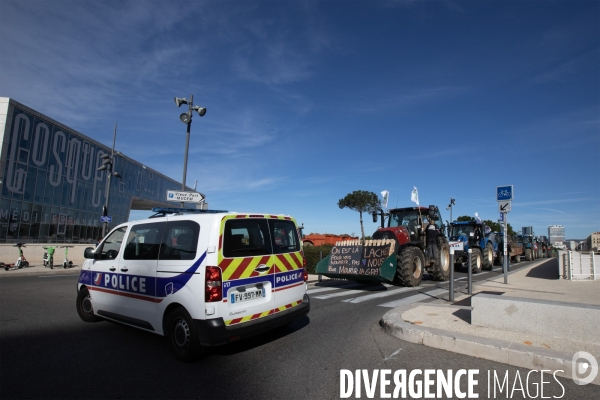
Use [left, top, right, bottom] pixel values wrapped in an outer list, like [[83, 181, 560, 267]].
[[222, 219, 300, 258]]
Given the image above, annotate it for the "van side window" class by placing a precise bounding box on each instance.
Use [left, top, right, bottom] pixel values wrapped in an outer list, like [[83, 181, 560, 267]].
[[123, 222, 165, 260], [160, 221, 200, 260], [270, 220, 300, 254], [223, 219, 271, 258], [98, 227, 127, 260]]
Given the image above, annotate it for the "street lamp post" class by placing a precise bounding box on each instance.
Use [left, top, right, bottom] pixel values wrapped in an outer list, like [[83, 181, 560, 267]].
[[97, 123, 122, 237], [174, 95, 206, 208], [446, 197, 455, 235]]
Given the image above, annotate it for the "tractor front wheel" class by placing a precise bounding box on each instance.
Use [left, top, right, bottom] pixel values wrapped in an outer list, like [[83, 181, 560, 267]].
[[482, 243, 494, 271], [430, 237, 450, 281], [471, 248, 482, 274], [396, 247, 424, 287]]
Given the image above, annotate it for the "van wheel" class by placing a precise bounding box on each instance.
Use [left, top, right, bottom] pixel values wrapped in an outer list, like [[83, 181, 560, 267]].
[[76, 287, 100, 323], [167, 308, 205, 362]]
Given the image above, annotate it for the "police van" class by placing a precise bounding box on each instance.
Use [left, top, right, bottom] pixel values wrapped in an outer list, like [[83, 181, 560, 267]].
[[76, 208, 310, 361]]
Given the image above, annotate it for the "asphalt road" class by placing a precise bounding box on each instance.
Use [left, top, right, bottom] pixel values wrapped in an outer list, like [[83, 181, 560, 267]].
[[1, 262, 597, 399]]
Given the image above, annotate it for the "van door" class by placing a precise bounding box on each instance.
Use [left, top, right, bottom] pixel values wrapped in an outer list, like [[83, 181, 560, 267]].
[[155, 219, 203, 324], [88, 226, 127, 318], [219, 216, 275, 327], [269, 218, 305, 313], [117, 221, 165, 331]]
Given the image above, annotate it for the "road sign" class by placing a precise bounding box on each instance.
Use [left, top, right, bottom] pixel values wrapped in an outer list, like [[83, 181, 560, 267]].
[[497, 185, 513, 201], [100, 216, 112, 223], [499, 212, 505, 222], [498, 201, 511, 212], [167, 190, 205, 203]]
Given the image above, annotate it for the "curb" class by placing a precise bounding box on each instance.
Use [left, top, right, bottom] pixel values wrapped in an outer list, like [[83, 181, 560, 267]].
[[380, 306, 600, 386], [0, 267, 81, 278]]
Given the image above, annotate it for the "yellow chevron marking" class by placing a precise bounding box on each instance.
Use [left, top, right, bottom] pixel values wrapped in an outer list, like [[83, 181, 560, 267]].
[[239, 256, 272, 279], [283, 253, 301, 270]]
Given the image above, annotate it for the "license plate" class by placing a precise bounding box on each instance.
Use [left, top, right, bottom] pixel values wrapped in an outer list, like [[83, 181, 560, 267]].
[[230, 287, 265, 304]]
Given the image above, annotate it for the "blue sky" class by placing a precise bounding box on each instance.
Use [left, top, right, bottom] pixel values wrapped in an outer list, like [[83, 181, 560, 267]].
[[1, 0, 598, 240]]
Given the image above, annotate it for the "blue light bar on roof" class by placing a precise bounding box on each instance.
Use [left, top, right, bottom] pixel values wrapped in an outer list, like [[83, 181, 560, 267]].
[[151, 207, 228, 214]]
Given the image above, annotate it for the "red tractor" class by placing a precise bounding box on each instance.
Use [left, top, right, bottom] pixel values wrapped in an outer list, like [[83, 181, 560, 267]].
[[371, 205, 450, 286]]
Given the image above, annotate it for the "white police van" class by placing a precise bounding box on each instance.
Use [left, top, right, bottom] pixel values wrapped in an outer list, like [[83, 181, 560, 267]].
[[76, 208, 310, 361]]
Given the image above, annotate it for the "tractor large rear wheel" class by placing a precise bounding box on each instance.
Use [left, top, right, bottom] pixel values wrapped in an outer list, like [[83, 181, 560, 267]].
[[482, 243, 494, 271], [396, 247, 424, 287], [430, 237, 450, 281], [525, 249, 533, 261]]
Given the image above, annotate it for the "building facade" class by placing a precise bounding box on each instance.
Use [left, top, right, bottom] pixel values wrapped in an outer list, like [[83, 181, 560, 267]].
[[0, 98, 195, 243], [548, 225, 565, 245], [586, 232, 600, 252]]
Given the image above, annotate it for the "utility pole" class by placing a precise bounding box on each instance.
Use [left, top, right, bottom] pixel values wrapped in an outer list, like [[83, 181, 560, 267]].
[[97, 123, 121, 237], [175, 95, 207, 208]]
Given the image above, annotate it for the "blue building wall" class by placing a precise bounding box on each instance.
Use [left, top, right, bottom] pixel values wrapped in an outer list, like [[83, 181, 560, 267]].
[[0, 98, 190, 243]]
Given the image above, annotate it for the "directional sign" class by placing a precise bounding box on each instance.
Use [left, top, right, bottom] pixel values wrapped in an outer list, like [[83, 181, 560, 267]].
[[167, 190, 205, 203], [498, 201, 511, 212], [100, 216, 112, 223], [497, 185, 513, 202]]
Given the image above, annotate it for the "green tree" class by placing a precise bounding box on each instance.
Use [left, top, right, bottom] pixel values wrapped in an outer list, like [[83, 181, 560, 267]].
[[483, 220, 501, 233], [482, 219, 516, 237], [456, 215, 474, 221], [338, 190, 380, 240]]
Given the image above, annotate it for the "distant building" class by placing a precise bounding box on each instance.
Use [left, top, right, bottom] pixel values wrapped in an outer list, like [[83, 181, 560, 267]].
[[548, 225, 565, 245], [586, 232, 600, 252], [0, 98, 197, 243], [522, 226, 533, 236], [566, 241, 578, 250]]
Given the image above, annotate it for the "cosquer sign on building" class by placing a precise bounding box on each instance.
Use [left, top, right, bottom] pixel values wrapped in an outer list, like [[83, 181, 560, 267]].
[[0, 97, 195, 243]]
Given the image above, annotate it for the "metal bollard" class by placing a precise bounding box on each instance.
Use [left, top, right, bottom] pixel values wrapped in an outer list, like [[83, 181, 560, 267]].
[[318, 251, 322, 282], [467, 248, 472, 295], [449, 248, 454, 302]]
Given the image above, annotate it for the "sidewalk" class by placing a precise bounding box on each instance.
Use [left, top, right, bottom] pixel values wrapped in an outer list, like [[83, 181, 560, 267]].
[[0, 262, 82, 277], [378, 258, 600, 385]]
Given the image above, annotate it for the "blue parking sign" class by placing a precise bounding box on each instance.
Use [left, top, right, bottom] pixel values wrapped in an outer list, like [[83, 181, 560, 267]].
[[497, 185, 513, 201]]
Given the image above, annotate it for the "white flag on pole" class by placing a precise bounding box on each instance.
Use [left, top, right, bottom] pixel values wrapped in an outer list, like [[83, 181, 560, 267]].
[[474, 212, 482, 224], [381, 190, 389, 208], [411, 187, 419, 206]]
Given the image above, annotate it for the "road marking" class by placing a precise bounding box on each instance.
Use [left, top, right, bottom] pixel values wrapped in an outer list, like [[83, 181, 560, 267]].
[[342, 286, 420, 303], [307, 287, 347, 294], [377, 288, 448, 308], [307, 282, 375, 294], [383, 347, 403, 362], [438, 277, 466, 284], [313, 288, 386, 299]]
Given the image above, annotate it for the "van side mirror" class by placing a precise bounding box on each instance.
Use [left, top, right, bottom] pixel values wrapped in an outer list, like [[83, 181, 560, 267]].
[[372, 211, 378, 223], [84, 247, 98, 259]]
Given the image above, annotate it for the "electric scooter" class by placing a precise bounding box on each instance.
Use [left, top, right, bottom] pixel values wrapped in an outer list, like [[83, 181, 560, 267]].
[[43, 246, 57, 269], [3, 243, 30, 271], [60, 246, 74, 269]]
